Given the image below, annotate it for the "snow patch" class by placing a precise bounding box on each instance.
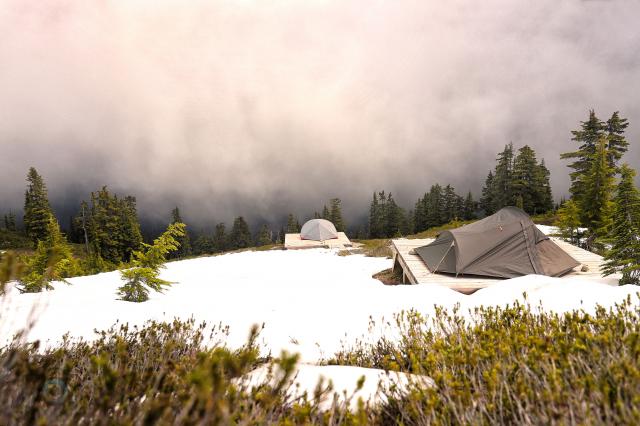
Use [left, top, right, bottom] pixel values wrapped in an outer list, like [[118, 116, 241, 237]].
[[1, 248, 639, 363], [237, 363, 434, 411]]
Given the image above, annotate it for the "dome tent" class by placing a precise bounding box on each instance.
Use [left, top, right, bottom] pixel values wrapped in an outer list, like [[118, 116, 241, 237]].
[[300, 219, 339, 241], [414, 207, 580, 279]]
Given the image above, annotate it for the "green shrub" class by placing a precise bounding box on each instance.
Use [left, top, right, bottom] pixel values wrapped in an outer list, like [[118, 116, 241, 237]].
[[0, 250, 23, 295], [118, 222, 185, 302], [332, 299, 640, 424], [0, 320, 365, 425], [0, 229, 31, 250], [4, 301, 640, 424], [18, 217, 80, 293]]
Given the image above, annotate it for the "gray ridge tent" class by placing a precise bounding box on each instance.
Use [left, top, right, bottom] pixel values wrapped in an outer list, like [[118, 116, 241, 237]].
[[300, 219, 339, 241], [414, 207, 580, 279]]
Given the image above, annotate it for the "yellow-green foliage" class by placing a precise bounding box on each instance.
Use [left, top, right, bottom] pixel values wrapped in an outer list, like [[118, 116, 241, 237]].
[[118, 222, 186, 302], [0, 228, 32, 251], [18, 216, 80, 293], [0, 251, 23, 295], [3, 304, 640, 424], [332, 300, 640, 424], [0, 320, 363, 425]]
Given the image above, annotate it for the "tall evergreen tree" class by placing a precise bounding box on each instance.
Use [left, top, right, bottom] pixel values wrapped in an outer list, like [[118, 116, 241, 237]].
[[512, 145, 538, 213], [256, 224, 273, 246], [3, 212, 16, 231], [384, 193, 403, 237], [533, 159, 554, 213], [581, 137, 615, 249], [369, 192, 384, 238], [229, 216, 252, 249], [321, 205, 330, 220], [442, 185, 459, 222], [426, 184, 444, 228], [413, 193, 429, 233], [286, 214, 300, 233], [120, 196, 144, 259], [561, 110, 606, 217], [329, 198, 345, 232], [480, 171, 495, 215], [86, 187, 142, 265], [213, 223, 228, 252], [462, 192, 476, 220], [19, 215, 79, 293], [603, 164, 640, 284], [491, 143, 515, 212], [23, 167, 54, 245], [605, 111, 629, 171], [169, 207, 191, 259], [193, 234, 215, 255]]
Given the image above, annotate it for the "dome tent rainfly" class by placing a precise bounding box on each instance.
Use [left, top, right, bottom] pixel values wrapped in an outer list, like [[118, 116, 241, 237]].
[[414, 207, 580, 279], [300, 219, 339, 241]]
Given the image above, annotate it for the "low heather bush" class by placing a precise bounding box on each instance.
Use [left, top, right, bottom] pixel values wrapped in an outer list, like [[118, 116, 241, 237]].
[[332, 298, 640, 424], [3, 299, 640, 424]]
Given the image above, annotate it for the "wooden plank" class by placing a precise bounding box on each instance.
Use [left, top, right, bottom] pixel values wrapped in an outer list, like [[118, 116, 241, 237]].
[[284, 232, 352, 250], [389, 235, 611, 294]]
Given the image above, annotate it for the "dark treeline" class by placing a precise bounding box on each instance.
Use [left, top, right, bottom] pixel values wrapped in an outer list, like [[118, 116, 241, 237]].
[[2, 143, 555, 257], [4, 109, 638, 286], [480, 144, 553, 216], [366, 143, 552, 239]]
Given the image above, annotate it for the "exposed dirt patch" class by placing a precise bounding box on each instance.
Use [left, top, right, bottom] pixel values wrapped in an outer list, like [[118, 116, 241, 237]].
[[372, 268, 403, 285]]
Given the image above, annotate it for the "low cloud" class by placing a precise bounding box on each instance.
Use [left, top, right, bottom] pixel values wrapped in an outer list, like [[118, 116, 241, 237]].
[[1, 0, 639, 227]]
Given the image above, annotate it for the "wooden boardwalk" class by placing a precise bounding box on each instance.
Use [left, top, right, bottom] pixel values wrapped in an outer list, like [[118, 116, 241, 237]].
[[284, 232, 352, 250], [391, 237, 607, 294]]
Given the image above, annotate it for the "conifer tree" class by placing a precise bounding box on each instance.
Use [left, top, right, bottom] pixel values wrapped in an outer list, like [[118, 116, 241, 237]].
[[118, 222, 185, 302], [286, 214, 301, 233], [512, 145, 538, 213], [321, 205, 330, 220], [605, 111, 629, 171], [463, 192, 476, 220], [3, 212, 16, 231], [561, 110, 606, 216], [229, 216, 252, 249], [23, 167, 54, 245], [169, 207, 192, 259], [213, 223, 228, 252], [19, 215, 79, 293], [256, 224, 272, 246], [556, 199, 582, 245], [193, 234, 215, 255], [533, 159, 554, 213], [582, 137, 615, 250], [86, 187, 142, 265], [426, 184, 444, 228], [491, 143, 515, 212], [329, 198, 345, 232], [413, 193, 429, 233], [119, 196, 144, 260], [384, 193, 403, 237], [404, 209, 415, 235], [368, 192, 384, 238], [442, 185, 459, 222], [480, 171, 495, 215], [603, 164, 640, 284]]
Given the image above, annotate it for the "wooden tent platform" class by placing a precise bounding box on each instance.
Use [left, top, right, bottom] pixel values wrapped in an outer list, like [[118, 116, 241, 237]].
[[284, 232, 352, 250], [391, 237, 606, 294]]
